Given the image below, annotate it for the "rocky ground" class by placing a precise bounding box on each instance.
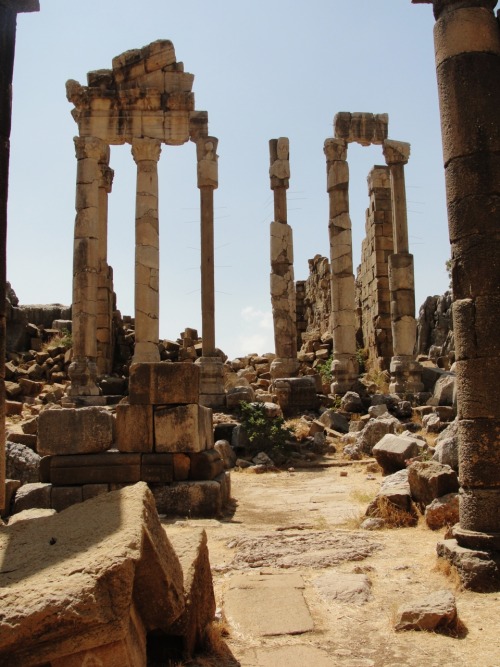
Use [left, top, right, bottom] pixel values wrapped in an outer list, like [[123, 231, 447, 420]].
[[162, 461, 500, 667]]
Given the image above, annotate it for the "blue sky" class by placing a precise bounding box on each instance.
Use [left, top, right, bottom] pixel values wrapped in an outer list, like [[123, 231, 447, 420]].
[[7, 1, 448, 359]]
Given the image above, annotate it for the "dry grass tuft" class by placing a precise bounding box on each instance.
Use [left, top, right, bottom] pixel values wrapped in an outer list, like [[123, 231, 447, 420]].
[[433, 556, 464, 591], [369, 496, 418, 528]]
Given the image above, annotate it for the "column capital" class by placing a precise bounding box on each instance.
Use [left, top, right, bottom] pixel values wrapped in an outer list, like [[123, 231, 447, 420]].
[[269, 137, 290, 189], [197, 136, 218, 188], [324, 137, 347, 162], [412, 0, 497, 19], [131, 137, 162, 164], [74, 136, 108, 162], [383, 139, 411, 166]]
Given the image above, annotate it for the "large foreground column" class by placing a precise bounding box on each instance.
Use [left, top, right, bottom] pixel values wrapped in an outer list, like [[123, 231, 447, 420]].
[[68, 136, 108, 397], [324, 138, 358, 394], [269, 137, 300, 380], [131, 138, 161, 364], [0, 0, 39, 510], [414, 0, 500, 587], [195, 137, 225, 408], [383, 140, 423, 394]]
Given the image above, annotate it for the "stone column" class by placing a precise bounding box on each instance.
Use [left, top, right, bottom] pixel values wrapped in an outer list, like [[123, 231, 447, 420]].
[[415, 0, 500, 559], [67, 136, 108, 397], [195, 137, 225, 408], [0, 0, 39, 510], [324, 138, 358, 394], [131, 138, 161, 364], [269, 137, 300, 380], [96, 154, 114, 376], [383, 140, 423, 394]]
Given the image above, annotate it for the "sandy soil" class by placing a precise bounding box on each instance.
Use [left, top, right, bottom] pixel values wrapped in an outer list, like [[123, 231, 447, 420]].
[[163, 462, 500, 667]]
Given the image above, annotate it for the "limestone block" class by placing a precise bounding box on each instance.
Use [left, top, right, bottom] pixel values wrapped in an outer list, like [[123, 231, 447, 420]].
[[51, 486, 83, 512], [151, 480, 222, 517], [168, 529, 216, 656], [270, 221, 293, 263], [142, 111, 166, 140], [324, 137, 347, 162], [383, 139, 411, 165], [455, 359, 500, 420], [366, 469, 413, 516], [394, 590, 457, 632], [0, 483, 185, 666], [189, 110, 209, 141], [164, 71, 194, 93], [155, 405, 213, 453], [82, 484, 109, 501], [48, 453, 141, 486], [37, 407, 114, 456], [141, 453, 174, 484], [425, 493, 459, 530], [164, 110, 190, 145], [458, 418, 500, 487], [143, 39, 176, 72], [407, 461, 459, 509], [129, 362, 200, 405], [166, 91, 195, 111], [12, 482, 52, 514], [173, 453, 191, 481], [189, 450, 224, 481], [372, 434, 420, 474], [115, 403, 154, 453]]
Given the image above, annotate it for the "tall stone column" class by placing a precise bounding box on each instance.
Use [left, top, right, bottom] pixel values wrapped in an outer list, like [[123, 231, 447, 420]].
[[195, 137, 225, 408], [269, 137, 300, 380], [324, 138, 358, 394], [67, 136, 108, 397], [0, 0, 39, 510], [131, 138, 161, 364], [383, 140, 423, 394], [96, 154, 114, 375], [414, 0, 500, 562]]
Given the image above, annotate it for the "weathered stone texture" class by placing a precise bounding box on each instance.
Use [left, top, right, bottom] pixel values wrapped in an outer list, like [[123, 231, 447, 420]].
[[129, 362, 200, 405], [37, 406, 114, 456]]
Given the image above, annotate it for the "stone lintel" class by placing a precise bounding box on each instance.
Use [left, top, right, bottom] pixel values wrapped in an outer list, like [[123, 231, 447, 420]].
[[2, 0, 40, 12]]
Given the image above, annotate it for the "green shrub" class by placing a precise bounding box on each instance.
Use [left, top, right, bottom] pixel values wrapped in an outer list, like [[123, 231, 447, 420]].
[[316, 354, 333, 383], [239, 401, 293, 455]]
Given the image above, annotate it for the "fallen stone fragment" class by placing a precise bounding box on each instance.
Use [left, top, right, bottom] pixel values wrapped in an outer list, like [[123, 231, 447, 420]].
[[314, 572, 372, 604], [394, 590, 457, 632], [407, 460, 459, 509], [425, 493, 459, 530], [372, 433, 420, 474]]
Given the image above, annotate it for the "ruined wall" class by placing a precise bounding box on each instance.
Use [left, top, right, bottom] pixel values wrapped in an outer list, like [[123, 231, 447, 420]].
[[297, 255, 332, 346], [416, 292, 454, 361], [356, 166, 394, 371]]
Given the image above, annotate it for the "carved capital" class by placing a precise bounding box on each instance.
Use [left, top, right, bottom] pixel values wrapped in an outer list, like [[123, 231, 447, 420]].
[[324, 137, 347, 162], [383, 139, 411, 166], [74, 136, 108, 161], [131, 137, 162, 164], [197, 136, 218, 188], [269, 137, 290, 187], [99, 165, 114, 193]]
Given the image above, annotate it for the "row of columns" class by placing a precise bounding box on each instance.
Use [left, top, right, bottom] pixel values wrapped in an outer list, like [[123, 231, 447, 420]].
[[325, 135, 422, 395], [68, 135, 224, 406]]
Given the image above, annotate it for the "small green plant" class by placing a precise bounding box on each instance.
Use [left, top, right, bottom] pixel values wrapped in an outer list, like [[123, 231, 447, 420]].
[[58, 328, 73, 348], [355, 347, 368, 374], [316, 354, 333, 383], [239, 401, 293, 455]]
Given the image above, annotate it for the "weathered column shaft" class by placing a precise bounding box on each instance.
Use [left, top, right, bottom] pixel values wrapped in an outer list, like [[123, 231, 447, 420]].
[[431, 0, 500, 541], [68, 136, 107, 397], [383, 139, 422, 394], [96, 158, 114, 375], [324, 138, 358, 393], [131, 138, 161, 364], [269, 137, 299, 379], [200, 186, 215, 355]]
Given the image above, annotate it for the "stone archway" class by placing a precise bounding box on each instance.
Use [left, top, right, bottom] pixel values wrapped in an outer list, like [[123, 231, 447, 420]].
[[324, 112, 423, 395], [65, 40, 225, 406]]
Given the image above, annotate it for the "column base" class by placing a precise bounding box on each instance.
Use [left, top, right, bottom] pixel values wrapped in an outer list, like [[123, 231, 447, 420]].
[[195, 356, 226, 409], [330, 353, 358, 395], [67, 357, 101, 397], [389, 355, 424, 394], [437, 537, 500, 592], [270, 357, 300, 380], [131, 342, 160, 365]]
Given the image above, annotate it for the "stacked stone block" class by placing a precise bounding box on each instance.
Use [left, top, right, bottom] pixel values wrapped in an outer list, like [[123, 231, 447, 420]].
[[414, 0, 500, 580], [357, 166, 394, 371], [37, 363, 228, 516]]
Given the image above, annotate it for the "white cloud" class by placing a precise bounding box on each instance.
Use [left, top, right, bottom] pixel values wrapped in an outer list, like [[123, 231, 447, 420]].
[[241, 306, 273, 330]]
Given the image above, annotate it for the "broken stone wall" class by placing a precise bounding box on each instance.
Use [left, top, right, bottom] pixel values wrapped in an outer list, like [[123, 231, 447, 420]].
[[416, 292, 454, 362], [298, 255, 332, 345], [356, 166, 394, 371]]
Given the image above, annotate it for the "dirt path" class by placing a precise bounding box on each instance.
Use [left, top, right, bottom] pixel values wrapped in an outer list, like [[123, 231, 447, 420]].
[[163, 464, 500, 667]]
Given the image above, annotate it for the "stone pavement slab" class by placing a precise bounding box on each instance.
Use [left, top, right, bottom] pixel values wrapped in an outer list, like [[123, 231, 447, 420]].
[[223, 571, 313, 637]]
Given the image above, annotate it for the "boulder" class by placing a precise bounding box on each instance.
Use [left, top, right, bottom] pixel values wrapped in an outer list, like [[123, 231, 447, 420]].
[[432, 419, 459, 471], [425, 493, 459, 530], [407, 461, 459, 509], [6, 442, 41, 485], [340, 391, 363, 413], [432, 373, 455, 406], [372, 434, 420, 474], [357, 415, 401, 455], [394, 590, 457, 632], [214, 440, 237, 469], [366, 469, 412, 515], [0, 483, 186, 666], [12, 482, 52, 514], [318, 410, 349, 433]]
